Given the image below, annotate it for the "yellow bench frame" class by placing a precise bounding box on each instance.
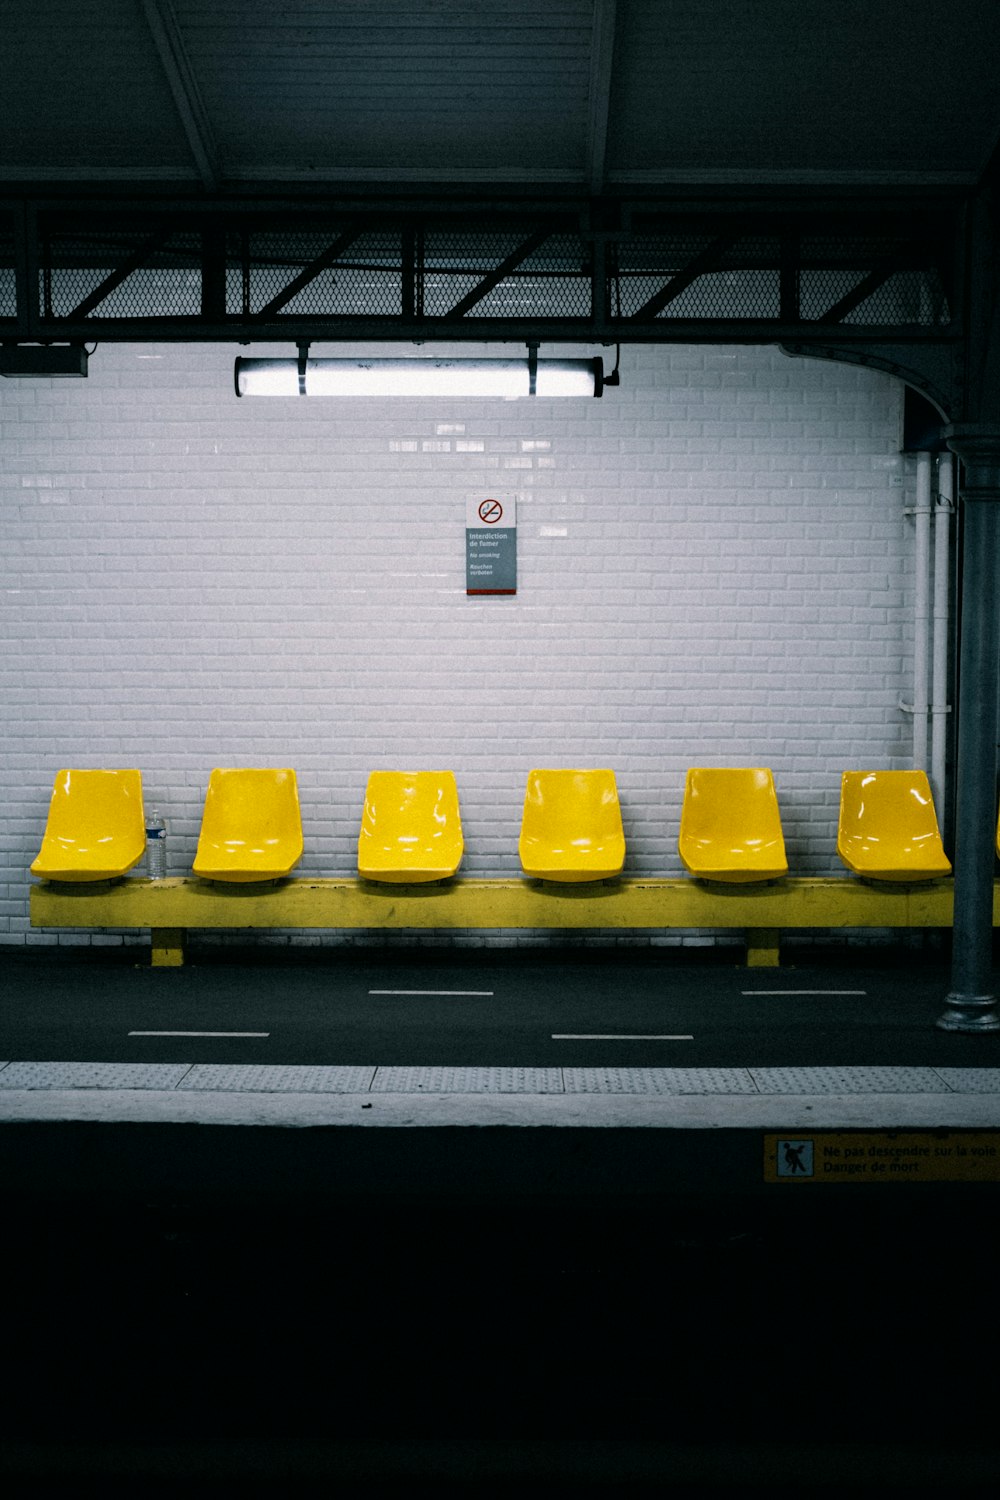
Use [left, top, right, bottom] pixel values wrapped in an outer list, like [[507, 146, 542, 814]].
[[29, 874, 977, 968]]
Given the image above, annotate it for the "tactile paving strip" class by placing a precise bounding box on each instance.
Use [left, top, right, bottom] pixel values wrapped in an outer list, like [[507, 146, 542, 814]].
[[370, 1066, 564, 1093], [562, 1067, 757, 1095], [0, 1061, 193, 1090], [0, 1060, 992, 1098], [748, 1065, 950, 1095], [931, 1068, 1000, 1093], [177, 1064, 376, 1093]]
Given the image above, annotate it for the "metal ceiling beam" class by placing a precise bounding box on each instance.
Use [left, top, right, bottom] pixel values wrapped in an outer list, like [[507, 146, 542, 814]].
[[141, 0, 220, 194], [627, 232, 741, 321], [779, 341, 963, 422], [586, 0, 618, 195], [17, 315, 956, 347], [816, 246, 910, 325], [958, 186, 1000, 422], [11, 201, 36, 339], [249, 228, 363, 319], [444, 228, 553, 318], [62, 229, 173, 320]]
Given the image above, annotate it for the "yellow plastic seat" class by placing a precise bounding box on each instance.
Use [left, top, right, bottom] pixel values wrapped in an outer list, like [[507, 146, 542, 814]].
[[518, 768, 626, 882], [30, 768, 146, 882], [837, 769, 951, 881], [358, 770, 464, 883], [678, 767, 789, 883], [193, 768, 303, 883]]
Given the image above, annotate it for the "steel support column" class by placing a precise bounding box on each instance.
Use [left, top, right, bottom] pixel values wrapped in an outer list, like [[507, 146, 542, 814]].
[[937, 427, 1000, 1031]]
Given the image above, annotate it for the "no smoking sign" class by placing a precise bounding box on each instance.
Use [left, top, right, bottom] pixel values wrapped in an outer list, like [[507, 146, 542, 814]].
[[466, 494, 517, 595]]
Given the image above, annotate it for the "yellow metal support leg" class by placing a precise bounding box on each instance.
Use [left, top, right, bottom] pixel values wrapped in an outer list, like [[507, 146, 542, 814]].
[[746, 928, 781, 967], [150, 928, 185, 967]]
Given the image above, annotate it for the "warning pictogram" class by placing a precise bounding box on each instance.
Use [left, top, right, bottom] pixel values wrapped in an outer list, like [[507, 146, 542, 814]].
[[478, 498, 504, 524], [775, 1139, 814, 1177]]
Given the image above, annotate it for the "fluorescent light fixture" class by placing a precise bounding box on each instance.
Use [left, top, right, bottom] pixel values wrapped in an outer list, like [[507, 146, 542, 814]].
[[0, 344, 89, 378], [234, 352, 605, 399]]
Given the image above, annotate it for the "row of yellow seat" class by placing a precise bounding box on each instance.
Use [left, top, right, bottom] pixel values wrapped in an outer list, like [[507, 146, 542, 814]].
[[30, 765, 954, 886]]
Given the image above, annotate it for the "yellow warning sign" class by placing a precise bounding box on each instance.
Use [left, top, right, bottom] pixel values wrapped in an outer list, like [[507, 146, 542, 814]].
[[764, 1132, 1000, 1183]]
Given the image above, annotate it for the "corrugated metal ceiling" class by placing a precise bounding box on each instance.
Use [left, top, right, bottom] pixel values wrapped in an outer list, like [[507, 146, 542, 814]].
[[1, 0, 998, 193]]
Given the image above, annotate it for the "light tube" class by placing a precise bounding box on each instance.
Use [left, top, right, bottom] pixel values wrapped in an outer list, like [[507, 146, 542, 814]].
[[234, 356, 604, 398]]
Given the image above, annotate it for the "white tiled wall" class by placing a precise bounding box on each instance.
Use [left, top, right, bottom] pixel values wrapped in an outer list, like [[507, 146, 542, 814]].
[[1, 340, 917, 947]]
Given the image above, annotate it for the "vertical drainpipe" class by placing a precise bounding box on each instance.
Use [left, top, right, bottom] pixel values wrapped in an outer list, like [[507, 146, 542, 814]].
[[936, 427, 1000, 1032], [931, 454, 954, 815], [912, 453, 932, 772]]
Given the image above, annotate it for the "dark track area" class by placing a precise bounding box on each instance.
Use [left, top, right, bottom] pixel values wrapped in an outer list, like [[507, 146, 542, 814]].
[[4, 1180, 998, 1494], [2, 943, 999, 1493]]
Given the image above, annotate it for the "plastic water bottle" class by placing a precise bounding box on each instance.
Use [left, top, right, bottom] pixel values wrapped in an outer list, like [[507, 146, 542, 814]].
[[145, 810, 167, 879]]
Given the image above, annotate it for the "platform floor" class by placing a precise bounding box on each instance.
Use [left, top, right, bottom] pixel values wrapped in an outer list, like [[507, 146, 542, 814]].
[[2, 941, 999, 1125], [2, 944, 999, 1493]]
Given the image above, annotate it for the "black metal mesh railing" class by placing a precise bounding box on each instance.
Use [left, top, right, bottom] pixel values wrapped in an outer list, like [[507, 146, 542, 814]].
[[228, 229, 403, 318], [40, 228, 203, 318], [0, 216, 18, 320], [16, 209, 954, 334]]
